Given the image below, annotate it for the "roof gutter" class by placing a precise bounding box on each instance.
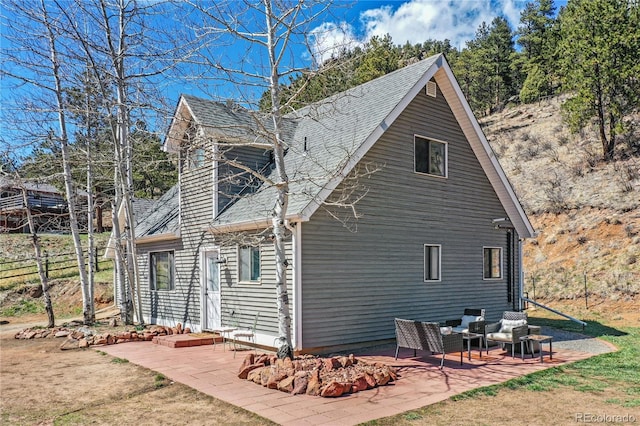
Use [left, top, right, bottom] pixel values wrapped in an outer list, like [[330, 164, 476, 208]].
[[205, 214, 307, 234], [135, 232, 181, 245]]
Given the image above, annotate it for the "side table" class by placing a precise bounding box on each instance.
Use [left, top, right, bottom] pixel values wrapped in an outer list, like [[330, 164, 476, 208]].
[[520, 334, 553, 363], [461, 332, 484, 360], [211, 326, 236, 351]]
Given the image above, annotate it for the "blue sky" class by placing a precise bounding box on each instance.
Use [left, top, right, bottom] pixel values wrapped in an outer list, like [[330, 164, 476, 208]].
[[168, 0, 566, 102], [309, 0, 566, 62], [1, 0, 567, 155]]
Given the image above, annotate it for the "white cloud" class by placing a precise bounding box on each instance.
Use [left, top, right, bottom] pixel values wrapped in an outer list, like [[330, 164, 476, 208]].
[[307, 22, 363, 65], [310, 0, 527, 63]]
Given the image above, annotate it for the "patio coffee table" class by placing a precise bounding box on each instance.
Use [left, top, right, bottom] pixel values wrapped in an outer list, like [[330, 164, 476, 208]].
[[520, 334, 553, 363], [461, 332, 484, 360]]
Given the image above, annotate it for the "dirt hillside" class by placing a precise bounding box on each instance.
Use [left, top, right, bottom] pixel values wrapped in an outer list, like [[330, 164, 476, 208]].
[[480, 96, 640, 300]]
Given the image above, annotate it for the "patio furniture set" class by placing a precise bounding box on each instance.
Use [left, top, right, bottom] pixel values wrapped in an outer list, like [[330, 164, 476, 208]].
[[394, 309, 553, 368]]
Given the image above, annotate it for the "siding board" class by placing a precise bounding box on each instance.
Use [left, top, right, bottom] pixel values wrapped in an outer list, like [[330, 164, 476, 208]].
[[300, 86, 519, 349]]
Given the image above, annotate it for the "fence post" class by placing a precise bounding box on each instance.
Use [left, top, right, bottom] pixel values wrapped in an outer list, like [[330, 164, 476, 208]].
[[45, 254, 49, 279], [584, 272, 588, 309], [532, 276, 536, 301], [94, 248, 99, 272]]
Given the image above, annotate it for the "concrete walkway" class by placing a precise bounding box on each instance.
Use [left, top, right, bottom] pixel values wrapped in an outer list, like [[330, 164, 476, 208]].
[[99, 338, 601, 426]]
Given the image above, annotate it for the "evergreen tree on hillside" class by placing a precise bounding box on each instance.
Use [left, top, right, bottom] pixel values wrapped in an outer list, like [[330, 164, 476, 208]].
[[557, 0, 640, 161], [516, 0, 559, 102], [261, 34, 462, 112], [454, 18, 517, 115], [355, 35, 400, 84]]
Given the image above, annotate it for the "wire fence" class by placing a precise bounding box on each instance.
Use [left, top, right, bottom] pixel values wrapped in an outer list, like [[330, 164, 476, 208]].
[[0, 248, 111, 286], [523, 270, 639, 304]]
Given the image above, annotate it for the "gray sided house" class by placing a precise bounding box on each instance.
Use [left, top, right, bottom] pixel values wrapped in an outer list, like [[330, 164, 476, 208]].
[[132, 54, 535, 353]]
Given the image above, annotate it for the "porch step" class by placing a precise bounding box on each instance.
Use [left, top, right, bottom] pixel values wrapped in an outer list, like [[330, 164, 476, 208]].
[[153, 333, 221, 348]]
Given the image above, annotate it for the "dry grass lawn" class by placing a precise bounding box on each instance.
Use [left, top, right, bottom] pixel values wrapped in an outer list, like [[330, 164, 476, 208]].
[[1, 298, 639, 426]]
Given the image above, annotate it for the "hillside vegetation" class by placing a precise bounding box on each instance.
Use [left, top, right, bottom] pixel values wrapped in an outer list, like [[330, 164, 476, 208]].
[[1, 99, 638, 318], [481, 96, 640, 300]]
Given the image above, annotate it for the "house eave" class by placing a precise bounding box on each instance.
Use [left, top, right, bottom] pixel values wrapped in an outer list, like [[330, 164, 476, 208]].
[[434, 65, 535, 238], [206, 214, 306, 234], [136, 232, 181, 245], [103, 232, 180, 259]]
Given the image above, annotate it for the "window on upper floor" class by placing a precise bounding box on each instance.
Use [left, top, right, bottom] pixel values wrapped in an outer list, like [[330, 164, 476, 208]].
[[483, 247, 502, 280], [238, 245, 261, 282], [187, 146, 206, 169], [150, 251, 175, 291], [415, 135, 447, 178], [424, 244, 441, 282]]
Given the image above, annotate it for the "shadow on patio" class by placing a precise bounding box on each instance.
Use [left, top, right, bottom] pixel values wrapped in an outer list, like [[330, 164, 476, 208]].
[[98, 332, 604, 426]]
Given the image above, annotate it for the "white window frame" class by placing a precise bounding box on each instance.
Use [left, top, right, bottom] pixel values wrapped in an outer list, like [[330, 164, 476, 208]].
[[238, 245, 261, 283], [188, 146, 206, 169], [150, 251, 175, 291], [424, 244, 441, 282], [483, 247, 503, 280], [414, 135, 448, 178]]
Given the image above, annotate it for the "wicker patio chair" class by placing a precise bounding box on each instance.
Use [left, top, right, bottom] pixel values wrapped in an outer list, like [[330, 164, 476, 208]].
[[445, 308, 486, 337], [394, 318, 464, 369], [485, 311, 529, 358]]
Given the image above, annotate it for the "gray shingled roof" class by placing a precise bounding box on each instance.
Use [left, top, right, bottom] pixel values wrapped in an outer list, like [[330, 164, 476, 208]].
[[211, 54, 441, 226], [135, 185, 179, 237], [180, 95, 298, 146]]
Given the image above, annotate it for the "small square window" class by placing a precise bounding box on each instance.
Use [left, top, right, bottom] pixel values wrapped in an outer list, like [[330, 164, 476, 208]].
[[150, 251, 174, 291], [483, 247, 502, 279], [415, 136, 447, 177], [424, 244, 441, 282], [239, 246, 260, 282], [186, 146, 205, 169]]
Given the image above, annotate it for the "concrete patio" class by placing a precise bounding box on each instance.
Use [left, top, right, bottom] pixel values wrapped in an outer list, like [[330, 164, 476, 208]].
[[98, 334, 607, 426]]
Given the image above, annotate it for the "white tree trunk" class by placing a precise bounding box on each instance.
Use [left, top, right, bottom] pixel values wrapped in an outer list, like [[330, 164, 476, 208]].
[[264, 0, 293, 357], [20, 186, 55, 328], [41, 0, 92, 325]]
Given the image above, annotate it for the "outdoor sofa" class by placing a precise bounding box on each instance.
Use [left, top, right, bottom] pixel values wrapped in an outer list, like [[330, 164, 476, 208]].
[[394, 318, 464, 369]]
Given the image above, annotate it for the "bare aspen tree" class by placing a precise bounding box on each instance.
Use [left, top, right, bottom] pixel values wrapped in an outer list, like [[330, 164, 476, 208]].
[[0, 157, 56, 328], [52, 0, 187, 324], [20, 183, 56, 327], [187, 0, 374, 357], [0, 1, 94, 324]]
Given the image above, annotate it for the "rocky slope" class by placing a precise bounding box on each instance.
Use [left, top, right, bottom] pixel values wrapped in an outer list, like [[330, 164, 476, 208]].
[[480, 96, 640, 300]]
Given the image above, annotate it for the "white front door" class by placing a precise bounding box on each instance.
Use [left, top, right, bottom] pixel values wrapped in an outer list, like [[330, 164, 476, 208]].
[[203, 250, 221, 330]]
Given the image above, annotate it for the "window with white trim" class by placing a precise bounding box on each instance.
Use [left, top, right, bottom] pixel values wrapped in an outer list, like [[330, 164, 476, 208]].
[[415, 135, 447, 177], [187, 146, 206, 169], [239, 245, 261, 282], [483, 247, 502, 279], [424, 244, 441, 282], [150, 251, 175, 291]]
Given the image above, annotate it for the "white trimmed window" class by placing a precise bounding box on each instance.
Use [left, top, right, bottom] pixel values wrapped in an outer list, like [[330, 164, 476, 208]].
[[483, 247, 502, 279], [424, 244, 441, 282], [239, 245, 261, 282], [150, 251, 175, 291], [188, 146, 206, 169], [414, 135, 447, 177]]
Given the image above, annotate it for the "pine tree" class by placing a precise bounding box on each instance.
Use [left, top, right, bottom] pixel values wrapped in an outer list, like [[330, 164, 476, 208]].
[[557, 0, 640, 161]]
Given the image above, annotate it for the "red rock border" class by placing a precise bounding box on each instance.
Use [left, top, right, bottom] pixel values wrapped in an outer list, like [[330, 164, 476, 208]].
[[238, 353, 398, 398], [14, 321, 191, 350]]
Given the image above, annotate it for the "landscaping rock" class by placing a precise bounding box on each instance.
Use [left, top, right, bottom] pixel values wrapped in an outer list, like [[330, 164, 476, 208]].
[[237, 352, 397, 398]]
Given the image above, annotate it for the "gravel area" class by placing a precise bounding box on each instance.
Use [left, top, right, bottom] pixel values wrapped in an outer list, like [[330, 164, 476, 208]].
[[537, 326, 615, 355]]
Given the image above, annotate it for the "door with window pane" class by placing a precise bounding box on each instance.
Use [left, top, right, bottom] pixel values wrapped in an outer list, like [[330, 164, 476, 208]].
[[203, 250, 221, 330]]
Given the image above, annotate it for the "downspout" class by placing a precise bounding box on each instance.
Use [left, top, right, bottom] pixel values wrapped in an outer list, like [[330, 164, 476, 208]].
[[518, 238, 524, 311], [284, 220, 301, 351]]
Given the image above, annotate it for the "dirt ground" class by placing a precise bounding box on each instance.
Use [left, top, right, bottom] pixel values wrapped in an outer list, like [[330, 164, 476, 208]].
[[1, 298, 639, 426]]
